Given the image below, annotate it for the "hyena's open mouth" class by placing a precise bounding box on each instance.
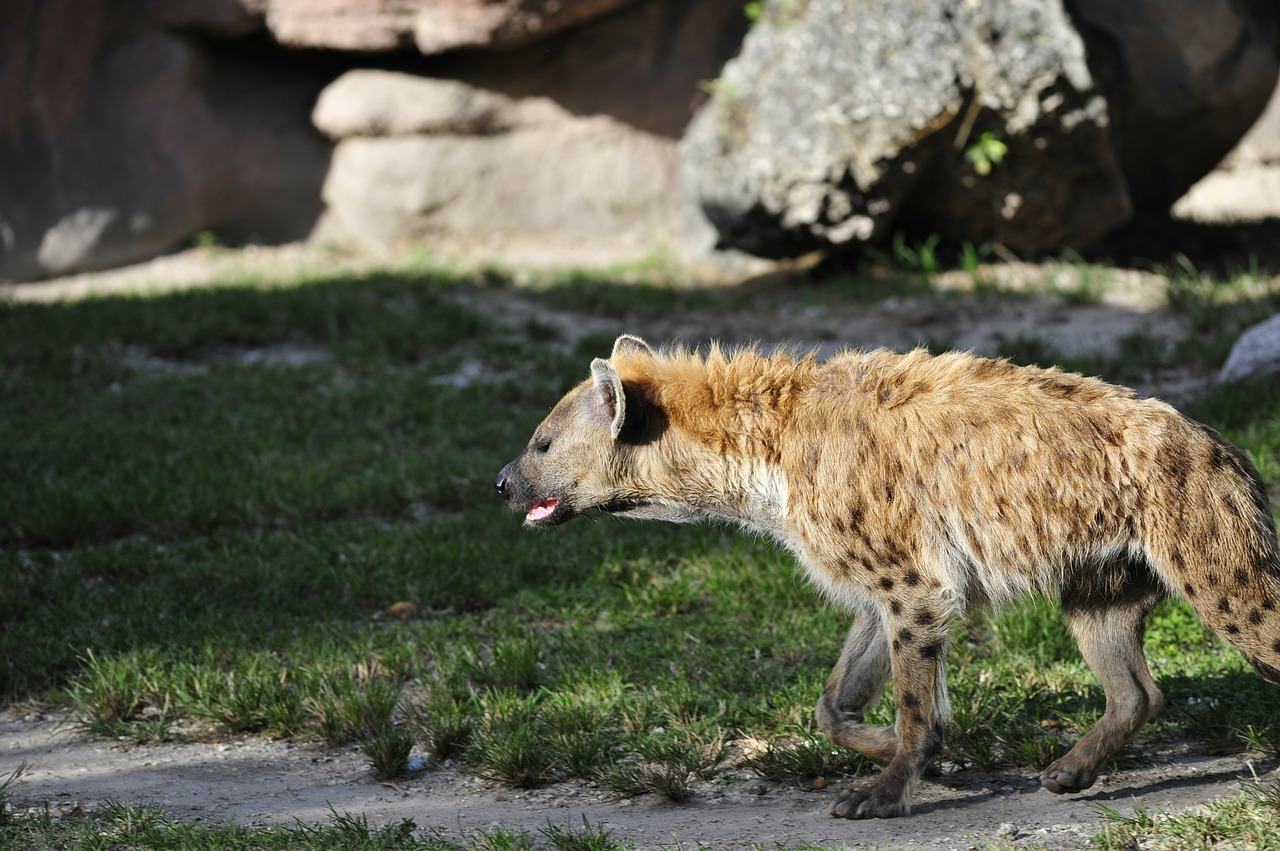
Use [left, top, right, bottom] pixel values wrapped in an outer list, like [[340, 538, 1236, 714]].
[[525, 497, 560, 524]]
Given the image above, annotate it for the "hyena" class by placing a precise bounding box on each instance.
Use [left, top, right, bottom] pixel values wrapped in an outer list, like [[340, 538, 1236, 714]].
[[496, 334, 1280, 819]]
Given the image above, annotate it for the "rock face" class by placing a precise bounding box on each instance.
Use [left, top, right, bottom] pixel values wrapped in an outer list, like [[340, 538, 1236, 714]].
[[0, 0, 331, 281], [313, 72, 681, 245], [5, 0, 1278, 282], [1071, 0, 1280, 214], [1175, 82, 1280, 223], [681, 0, 1280, 259], [260, 0, 641, 54], [310, 0, 749, 250], [1, 0, 746, 281]]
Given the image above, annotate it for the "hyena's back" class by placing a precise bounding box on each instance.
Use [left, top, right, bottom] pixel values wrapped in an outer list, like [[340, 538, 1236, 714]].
[[782, 348, 1280, 679]]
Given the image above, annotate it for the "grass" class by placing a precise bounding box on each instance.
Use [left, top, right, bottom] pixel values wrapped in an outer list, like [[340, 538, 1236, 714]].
[[2, 251, 1280, 848]]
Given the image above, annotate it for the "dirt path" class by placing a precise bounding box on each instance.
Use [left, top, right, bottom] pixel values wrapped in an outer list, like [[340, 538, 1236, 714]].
[[4, 711, 1276, 849]]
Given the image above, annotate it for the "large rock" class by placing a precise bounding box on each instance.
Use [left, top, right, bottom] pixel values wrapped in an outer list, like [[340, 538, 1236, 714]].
[[0, 0, 330, 281], [1174, 79, 1280, 223], [312, 0, 749, 250], [680, 0, 1280, 259], [314, 72, 681, 245], [1071, 0, 1280, 214], [260, 0, 640, 54]]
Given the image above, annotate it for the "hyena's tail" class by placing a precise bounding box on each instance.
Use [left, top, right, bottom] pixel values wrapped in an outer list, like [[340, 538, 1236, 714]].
[[1145, 425, 1280, 686]]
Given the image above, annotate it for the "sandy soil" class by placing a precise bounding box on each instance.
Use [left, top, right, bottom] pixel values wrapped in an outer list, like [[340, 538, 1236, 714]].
[[2, 243, 1270, 848], [4, 710, 1277, 850]]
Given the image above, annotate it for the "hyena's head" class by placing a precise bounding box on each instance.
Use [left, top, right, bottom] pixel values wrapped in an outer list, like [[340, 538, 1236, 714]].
[[496, 334, 669, 527]]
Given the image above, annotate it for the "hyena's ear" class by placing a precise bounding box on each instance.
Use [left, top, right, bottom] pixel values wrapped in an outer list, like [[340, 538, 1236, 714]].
[[590, 358, 627, 440], [611, 334, 653, 360]]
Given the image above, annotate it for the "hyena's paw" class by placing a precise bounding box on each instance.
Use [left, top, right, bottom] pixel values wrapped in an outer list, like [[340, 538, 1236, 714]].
[[829, 786, 909, 819], [1039, 757, 1100, 795]]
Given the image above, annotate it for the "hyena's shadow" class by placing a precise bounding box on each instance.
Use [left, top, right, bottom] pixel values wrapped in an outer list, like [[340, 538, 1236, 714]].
[[904, 755, 1278, 818]]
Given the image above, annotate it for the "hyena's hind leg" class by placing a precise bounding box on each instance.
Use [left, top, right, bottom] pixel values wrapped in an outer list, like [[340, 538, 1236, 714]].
[[815, 605, 898, 763], [1041, 570, 1166, 794]]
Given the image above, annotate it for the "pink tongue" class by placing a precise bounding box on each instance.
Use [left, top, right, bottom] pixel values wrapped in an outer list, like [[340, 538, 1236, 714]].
[[526, 498, 559, 522]]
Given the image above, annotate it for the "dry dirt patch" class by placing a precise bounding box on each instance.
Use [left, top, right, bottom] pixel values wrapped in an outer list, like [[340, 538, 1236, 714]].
[[3, 711, 1276, 849]]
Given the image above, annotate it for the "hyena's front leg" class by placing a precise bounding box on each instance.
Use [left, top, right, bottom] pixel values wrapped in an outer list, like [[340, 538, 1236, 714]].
[[815, 606, 897, 762], [831, 603, 952, 819]]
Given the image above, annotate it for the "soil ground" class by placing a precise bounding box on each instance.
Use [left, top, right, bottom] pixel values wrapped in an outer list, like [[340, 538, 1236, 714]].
[[3, 240, 1278, 849], [4, 709, 1278, 850]]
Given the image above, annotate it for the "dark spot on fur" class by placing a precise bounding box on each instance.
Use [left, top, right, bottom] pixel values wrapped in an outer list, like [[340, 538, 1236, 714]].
[[911, 711, 924, 724], [890, 600, 902, 615], [1236, 569, 1250, 585], [880, 577, 895, 591], [1249, 609, 1263, 626], [1036, 376, 1080, 399], [1226, 623, 1241, 635], [920, 641, 942, 660], [1207, 573, 1221, 586], [897, 629, 914, 645], [915, 610, 934, 625], [1218, 598, 1232, 614], [1264, 599, 1276, 611], [904, 570, 921, 587], [1183, 582, 1197, 598], [903, 692, 920, 709], [1273, 640, 1280, 654], [834, 518, 847, 534], [850, 504, 865, 527]]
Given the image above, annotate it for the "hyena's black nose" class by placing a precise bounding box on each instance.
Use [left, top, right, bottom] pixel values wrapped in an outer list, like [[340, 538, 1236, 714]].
[[495, 469, 510, 498]]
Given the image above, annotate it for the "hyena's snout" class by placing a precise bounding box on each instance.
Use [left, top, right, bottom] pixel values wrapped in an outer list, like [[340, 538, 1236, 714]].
[[494, 460, 524, 506], [496, 457, 570, 526]]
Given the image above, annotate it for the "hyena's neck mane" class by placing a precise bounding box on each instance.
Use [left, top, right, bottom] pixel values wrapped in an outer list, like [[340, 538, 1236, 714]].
[[611, 344, 814, 538], [615, 344, 817, 459]]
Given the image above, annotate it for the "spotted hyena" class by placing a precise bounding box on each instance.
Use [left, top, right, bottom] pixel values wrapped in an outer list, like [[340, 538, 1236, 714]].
[[496, 335, 1280, 819]]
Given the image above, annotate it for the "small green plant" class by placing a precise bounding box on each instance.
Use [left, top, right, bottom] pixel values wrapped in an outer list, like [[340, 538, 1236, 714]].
[[99, 800, 165, 837], [965, 131, 1007, 176], [0, 761, 30, 825], [468, 690, 554, 788], [744, 732, 868, 785], [539, 816, 629, 851], [65, 650, 170, 741], [361, 726, 415, 779], [410, 688, 477, 760]]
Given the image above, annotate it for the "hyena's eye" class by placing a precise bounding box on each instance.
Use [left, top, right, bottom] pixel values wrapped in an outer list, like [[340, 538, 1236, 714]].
[[533, 434, 552, 454]]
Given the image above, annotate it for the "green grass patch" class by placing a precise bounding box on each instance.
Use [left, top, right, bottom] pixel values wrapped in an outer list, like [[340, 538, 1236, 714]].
[[3, 256, 1280, 846]]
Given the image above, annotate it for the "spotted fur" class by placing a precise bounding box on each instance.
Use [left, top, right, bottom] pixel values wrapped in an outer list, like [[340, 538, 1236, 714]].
[[496, 335, 1280, 819]]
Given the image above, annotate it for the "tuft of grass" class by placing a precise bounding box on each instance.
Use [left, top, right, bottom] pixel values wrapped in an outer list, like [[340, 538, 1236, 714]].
[[410, 688, 478, 760], [744, 732, 869, 785], [362, 727, 416, 779], [467, 690, 555, 788], [1093, 775, 1280, 850], [539, 817, 630, 851]]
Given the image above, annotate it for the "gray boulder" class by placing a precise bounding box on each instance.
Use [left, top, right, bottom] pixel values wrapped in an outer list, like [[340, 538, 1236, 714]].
[[1220, 313, 1280, 384], [681, 0, 1279, 259]]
